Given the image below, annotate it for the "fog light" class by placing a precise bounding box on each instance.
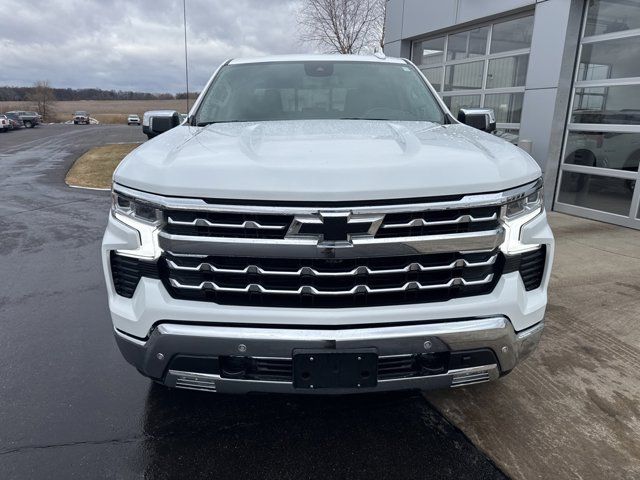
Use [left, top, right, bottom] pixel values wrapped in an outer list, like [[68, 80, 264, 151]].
[[418, 352, 448, 375], [220, 356, 248, 378]]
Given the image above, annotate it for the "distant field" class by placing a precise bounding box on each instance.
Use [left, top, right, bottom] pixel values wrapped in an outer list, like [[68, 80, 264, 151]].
[[0, 99, 189, 124]]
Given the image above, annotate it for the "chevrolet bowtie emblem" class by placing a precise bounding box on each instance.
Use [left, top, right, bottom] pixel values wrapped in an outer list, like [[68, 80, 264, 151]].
[[287, 212, 384, 246]]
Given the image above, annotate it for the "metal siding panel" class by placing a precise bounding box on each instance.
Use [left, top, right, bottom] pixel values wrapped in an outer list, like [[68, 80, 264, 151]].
[[518, 88, 557, 168], [457, 0, 536, 24], [385, 0, 405, 43], [526, 0, 573, 89], [383, 40, 402, 57], [401, 0, 457, 39]]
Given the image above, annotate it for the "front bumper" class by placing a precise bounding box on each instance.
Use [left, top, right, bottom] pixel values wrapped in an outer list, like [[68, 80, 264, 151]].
[[115, 316, 543, 394], [103, 188, 553, 394]]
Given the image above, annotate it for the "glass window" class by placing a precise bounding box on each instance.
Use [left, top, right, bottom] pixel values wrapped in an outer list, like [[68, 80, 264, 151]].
[[558, 172, 635, 216], [580, 38, 640, 81], [196, 62, 446, 123], [585, 0, 640, 37], [447, 27, 489, 61], [491, 16, 534, 54], [442, 94, 481, 118], [572, 85, 640, 124], [564, 132, 640, 173], [412, 36, 445, 66], [486, 54, 529, 88], [444, 61, 484, 91], [495, 128, 520, 145], [577, 62, 611, 82], [421, 67, 443, 91], [484, 92, 524, 123]]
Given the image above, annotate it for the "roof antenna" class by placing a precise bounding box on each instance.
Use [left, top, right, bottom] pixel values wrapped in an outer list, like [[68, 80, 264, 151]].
[[183, 0, 190, 114], [374, 49, 386, 59]]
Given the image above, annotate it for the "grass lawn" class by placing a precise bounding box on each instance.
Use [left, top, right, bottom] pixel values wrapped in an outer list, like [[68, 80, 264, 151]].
[[65, 143, 141, 189]]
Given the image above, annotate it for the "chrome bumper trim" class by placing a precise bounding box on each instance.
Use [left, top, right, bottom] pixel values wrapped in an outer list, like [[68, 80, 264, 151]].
[[164, 364, 500, 394], [114, 317, 544, 393]]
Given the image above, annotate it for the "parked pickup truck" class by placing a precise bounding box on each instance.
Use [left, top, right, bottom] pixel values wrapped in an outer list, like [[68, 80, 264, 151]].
[[73, 111, 90, 125], [5, 110, 39, 128], [103, 54, 554, 394]]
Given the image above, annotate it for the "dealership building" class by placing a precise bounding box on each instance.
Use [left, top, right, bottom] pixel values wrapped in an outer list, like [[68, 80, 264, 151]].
[[384, 0, 640, 230]]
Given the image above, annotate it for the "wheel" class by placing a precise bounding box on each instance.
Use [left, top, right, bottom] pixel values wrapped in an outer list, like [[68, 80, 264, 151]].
[[24, 120, 33, 128]]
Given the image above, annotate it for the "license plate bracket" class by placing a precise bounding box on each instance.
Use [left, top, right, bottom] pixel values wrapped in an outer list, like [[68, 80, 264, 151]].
[[292, 348, 378, 389]]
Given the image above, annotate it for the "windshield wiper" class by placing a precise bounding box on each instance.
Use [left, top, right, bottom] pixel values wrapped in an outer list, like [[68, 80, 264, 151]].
[[337, 117, 392, 121], [197, 120, 251, 126]]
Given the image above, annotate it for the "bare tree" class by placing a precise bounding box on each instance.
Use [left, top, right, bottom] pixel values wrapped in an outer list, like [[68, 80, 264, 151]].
[[27, 81, 56, 122], [298, 0, 386, 54]]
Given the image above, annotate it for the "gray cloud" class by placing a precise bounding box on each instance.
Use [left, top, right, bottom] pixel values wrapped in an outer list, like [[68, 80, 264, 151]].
[[0, 0, 310, 92]]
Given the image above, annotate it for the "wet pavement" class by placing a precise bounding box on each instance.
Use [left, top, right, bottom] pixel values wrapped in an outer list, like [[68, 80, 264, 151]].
[[0, 125, 506, 479]]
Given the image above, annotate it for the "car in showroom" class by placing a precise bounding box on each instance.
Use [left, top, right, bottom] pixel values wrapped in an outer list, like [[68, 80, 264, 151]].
[[103, 54, 554, 395]]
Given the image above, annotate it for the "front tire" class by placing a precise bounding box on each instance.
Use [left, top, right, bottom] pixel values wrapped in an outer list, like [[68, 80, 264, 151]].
[[24, 120, 33, 128]]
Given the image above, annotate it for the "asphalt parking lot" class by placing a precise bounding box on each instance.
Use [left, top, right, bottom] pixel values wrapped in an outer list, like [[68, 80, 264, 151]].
[[0, 125, 507, 479]]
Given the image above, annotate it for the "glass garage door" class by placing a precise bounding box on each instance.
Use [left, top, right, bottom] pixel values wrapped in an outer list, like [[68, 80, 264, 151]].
[[555, 0, 640, 228], [411, 13, 534, 144]]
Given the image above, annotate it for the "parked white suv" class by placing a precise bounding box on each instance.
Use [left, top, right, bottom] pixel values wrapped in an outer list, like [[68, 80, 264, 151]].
[[102, 55, 554, 394]]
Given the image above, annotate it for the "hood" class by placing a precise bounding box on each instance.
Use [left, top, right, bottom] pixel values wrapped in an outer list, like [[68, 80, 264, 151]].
[[114, 120, 541, 202]]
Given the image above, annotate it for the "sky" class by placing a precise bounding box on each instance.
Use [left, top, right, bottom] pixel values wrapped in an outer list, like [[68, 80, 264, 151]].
[[0, 0, 310, 93]]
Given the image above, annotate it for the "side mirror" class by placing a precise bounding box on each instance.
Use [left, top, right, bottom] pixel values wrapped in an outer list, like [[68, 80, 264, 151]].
[[457, 108, 496, 133], [150, 111, 180, 135]]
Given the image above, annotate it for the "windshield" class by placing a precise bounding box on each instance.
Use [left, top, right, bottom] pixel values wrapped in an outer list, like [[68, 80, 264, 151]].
[[195, 61, 445, 125]]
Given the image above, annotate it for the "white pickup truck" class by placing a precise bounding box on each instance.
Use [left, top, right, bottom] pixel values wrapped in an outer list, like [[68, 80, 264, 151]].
[[102, 54, 553, 394]]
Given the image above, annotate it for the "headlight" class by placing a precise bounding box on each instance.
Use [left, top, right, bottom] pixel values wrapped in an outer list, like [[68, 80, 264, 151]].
[[500, 180, 544, 254], [504, 186, 543, 220], [112, 191, 163, 224], [111, 190, 163, 259]]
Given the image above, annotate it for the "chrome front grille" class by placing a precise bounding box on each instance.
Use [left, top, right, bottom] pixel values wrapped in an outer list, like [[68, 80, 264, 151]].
[[164, 210, 293, 239], [160, 250, 502, 308], [377, 206, 500, 237], [162, 205, 501, 240], [109, 182, 542, 308]]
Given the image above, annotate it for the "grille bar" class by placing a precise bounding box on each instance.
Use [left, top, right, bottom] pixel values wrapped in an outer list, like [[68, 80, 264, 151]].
[[166, 254, 498, 276], [381, 213, 498, 229], [168, 274, 494, 296], [168, 216, 286, 230]]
